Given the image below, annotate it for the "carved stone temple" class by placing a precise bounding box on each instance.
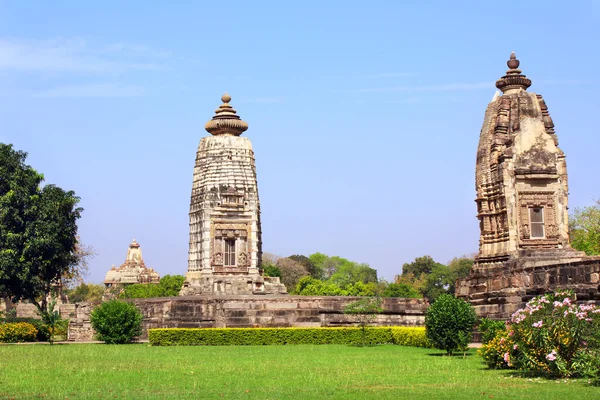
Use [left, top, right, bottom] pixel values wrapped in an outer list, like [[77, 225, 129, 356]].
[[104, 239, 160, 287], [180, 94, 287, 295], [457, 53, 600, 319]]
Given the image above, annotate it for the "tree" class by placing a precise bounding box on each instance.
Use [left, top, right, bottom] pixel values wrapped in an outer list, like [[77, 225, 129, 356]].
[[382, 282, 422, 298], [119, 275, 186, 299], [570, 200, 600, 256], [276, 257, 309, 292], [401, 255, 443, 278], [447, 256, 475, 294], [65, 283, 105, 303], [425, 294, 477, 356], [0, 144, 82, 315], [262, 264, 282, 278], [61, 237, 96, 289], [288, 255, 319, 279], [343, 297, 383, 346]]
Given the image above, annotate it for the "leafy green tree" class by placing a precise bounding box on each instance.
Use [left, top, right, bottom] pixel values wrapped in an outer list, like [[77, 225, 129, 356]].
[[65, 283, 105, 303], [343, 297, 383, 346], [447, 256, 474, 294], [262, 264, 282, 278], [119, 275, 185, 299], [570, 200, 600, 255], [158, 275, 185, 297], [90, 300, 143, 344], [295, 276, 347, 296], [401, 255, 443, 278], [382, 282, 422, 298], [0, 144, 82, 315], [425, 294, 477, 356]]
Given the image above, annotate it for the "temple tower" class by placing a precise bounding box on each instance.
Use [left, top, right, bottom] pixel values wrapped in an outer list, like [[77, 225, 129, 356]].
[[180, 94, 286, 295], [104, 239, 160, 287], [475, 52, 571, 261], [458, 54, 600, 318]]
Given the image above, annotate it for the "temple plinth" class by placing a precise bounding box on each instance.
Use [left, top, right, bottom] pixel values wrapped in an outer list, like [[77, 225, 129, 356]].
[[457, 53, 600, 318], [180, 94, 287, 295]]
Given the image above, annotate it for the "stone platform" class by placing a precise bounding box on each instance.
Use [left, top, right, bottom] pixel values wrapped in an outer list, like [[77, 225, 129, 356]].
[[67, 296, 428, 341], [457, 251, 600, 319]]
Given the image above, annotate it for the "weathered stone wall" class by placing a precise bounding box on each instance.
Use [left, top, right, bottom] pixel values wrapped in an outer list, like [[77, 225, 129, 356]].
[[458, 253, 600, 319], [68, 296, 428, 341]]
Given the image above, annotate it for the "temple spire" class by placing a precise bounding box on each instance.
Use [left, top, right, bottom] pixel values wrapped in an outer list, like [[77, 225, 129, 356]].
[[204, 92, 249, 136], [495, 52, 532, 93]]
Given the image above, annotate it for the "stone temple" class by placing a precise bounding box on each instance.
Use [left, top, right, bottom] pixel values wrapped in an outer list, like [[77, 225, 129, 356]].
[[104, 239, 160, 287], [180, 94, 287, 295], [457, 53, 600, 318]]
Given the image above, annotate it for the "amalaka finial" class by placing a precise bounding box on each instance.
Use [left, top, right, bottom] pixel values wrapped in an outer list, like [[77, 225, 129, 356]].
[[204, 92, 248, 136], [507, 51, 520, 70], [495, 51, 531, 93]]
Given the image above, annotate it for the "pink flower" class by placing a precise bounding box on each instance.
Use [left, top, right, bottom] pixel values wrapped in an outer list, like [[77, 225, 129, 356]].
[[532, 320, 543, 328], [503, 352, 512, 366], [513, 344, 518, 350], [563, 298, 572, 305], [546, 350, 557, 361]]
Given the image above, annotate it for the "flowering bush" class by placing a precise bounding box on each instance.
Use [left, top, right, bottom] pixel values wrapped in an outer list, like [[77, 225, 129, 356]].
[[507, 291, 600, 378], [478, 329, 518, 369]]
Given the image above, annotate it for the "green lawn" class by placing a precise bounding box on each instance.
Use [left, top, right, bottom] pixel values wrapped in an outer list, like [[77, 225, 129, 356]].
[[0, 344, 596, 399]]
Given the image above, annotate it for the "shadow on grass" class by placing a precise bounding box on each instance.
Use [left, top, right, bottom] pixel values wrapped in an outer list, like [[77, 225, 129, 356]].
[[479, 366, 600, 386], [427, 350, 474, 358]]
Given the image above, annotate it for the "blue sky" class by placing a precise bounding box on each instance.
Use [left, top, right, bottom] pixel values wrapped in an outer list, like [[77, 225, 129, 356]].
[[1, 1, 599, 283]]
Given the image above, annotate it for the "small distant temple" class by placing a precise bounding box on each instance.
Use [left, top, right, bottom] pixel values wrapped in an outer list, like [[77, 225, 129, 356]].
[[179, 93, 287, 295], [104, 239, 160, 287], [457, 53, 600, 318]]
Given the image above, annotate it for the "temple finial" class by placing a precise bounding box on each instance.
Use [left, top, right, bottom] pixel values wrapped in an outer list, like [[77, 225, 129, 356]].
[[221, 92, 231, 104], [495, 51, 531, 93], [205, 92, 249, 136], [507, 52, 520, 70]]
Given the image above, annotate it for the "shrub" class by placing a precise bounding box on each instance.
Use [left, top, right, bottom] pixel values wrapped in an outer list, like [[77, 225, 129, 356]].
[[506, 291, 600, 378], [0, 322, 38, 343], [478, 330, 516, 369], [425, 294, 477, 355], [479, 318, 507, 344], [390, 327, 433, 348], [149, 327, 393, 346], [1, 317, 50, 341], [90, 300, 143, 344]]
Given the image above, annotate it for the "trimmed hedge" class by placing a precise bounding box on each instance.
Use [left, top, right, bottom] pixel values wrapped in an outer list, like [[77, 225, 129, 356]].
[[390, 327, 434, 348], [149, 326, 432, 347], [0, 322, 38, 343]]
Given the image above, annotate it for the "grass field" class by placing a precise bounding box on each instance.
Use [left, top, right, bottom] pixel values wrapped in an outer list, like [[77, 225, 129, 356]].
[[0, 344, 596, 399]]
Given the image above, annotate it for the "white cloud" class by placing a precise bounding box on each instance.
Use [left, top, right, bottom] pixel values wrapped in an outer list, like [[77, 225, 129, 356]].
[[36, 83, 146, 98], [0, 37, 167, 74]]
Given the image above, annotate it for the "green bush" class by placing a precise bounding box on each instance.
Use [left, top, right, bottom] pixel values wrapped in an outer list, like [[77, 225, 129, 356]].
[[0, 322, 38, 343], [1, 317, 50, 341], [119, 275, 186, 299], [149, 327, 394, 346], [390, 327, 433, 348], [90, 300, 143, 344], [478, 330, 515, 369], [479, 318, 507, 344], [425, 294, 477, 355]]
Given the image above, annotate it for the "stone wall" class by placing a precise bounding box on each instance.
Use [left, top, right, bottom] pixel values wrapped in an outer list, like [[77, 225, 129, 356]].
[[457, 253, 600, 319], [68, 296, 428, 341]]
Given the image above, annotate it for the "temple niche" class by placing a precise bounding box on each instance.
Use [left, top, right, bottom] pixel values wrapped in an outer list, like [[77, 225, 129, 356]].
[[180, 93, 287, 295], [104, 239, 160, 287], [457, 53, 600, 318]]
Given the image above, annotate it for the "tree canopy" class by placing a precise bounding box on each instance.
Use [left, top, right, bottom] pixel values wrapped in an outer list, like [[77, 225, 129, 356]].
[[569, 200, 600, 256], [0, 144, 82, 313]]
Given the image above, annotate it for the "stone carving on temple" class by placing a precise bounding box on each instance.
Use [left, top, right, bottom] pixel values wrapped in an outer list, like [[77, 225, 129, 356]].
[[457, 53, 600, 318], [179, 93, 287, 295]]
